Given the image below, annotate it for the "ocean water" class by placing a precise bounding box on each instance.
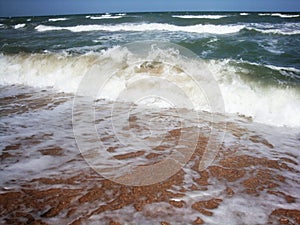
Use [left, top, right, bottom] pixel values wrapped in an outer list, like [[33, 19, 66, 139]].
[[0, 12, 300, 224]]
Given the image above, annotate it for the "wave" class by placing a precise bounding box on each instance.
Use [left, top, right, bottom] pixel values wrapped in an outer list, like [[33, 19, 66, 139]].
[[264, 64, 300, 74], [0, 48, 299, 127], [258, 13, 271, 16], [232, 60, 300, 81], [35, 22, 299, 36], [259, 13, 299, 18], [172, 15, 228, 19], [240, 13, 249, 16], [247, 27, 300, 35], [14, 23, 26, 29], [35, 23, 244, 34], [245, 22, 300, 35], [86, 14, 125, 19], [48, 18, 69, 22], [271, 13, 299, 18]]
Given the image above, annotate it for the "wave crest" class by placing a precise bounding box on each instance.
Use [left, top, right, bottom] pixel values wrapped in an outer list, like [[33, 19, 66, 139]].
[[0, 48, 299, 127], [35, 23, 244, 34], [172, 15, 228, 19]]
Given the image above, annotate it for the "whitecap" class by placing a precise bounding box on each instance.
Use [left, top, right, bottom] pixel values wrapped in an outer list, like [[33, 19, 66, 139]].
[[271, 13, 299, 18], [14, 23, 25, 29], [35, 23, 244, 34], [86, 14, 124, 19], [259, 13, 299, 18], [172, 15, 228, 19], [248, 27, 300, 35], [48, 17, 69, 22]]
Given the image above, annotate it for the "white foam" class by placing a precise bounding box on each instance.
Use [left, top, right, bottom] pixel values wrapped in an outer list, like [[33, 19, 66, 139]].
[[258, 13, 270, 16], [242, 60, 300, 74], [240, 13, 249, 16], [259, 13, 299, 18], [205, 195, 269, 225], [48, 17, 69, 22], [89, 15, 123, 19], [253, 28, 300, 35], [14, 23, 25, 29], [0, 49, 300, 127], [172, 15, 228, 19], [246, 22, 300, 35], [263, 64, 300, 74], [272, 13, 299, 18], [208, 59, 300, 127], [35, 23, 244, 34]]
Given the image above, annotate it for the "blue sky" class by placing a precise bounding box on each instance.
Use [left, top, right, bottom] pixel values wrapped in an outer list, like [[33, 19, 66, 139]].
[[0, 0, 299, 17]]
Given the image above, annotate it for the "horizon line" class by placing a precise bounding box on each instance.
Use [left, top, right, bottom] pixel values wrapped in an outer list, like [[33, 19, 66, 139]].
[[1, 10, 299, 18]]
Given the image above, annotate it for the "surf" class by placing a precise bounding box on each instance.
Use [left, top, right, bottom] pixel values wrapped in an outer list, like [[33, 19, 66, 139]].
[[1, 47, 299, 127], [35, 23, 245, 34]]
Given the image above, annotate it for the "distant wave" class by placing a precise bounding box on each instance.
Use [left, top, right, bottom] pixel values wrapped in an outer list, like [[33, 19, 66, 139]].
[[172, 15, 228, 19], [14, 24, 26, 29], [247, 27, 300, 35], [259, 13, 299, 18], [240, 13, 249, 16], [258, 13, 271, 16], [271, 13, 299, 18], [48, 18, 69, 22], [86, 14, 125, 19], [246, 22, 300, 35], [35, 23, 244, 34]]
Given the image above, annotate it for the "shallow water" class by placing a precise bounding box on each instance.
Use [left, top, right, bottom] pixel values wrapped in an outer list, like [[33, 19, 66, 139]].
[[1, 85, 300, 224]]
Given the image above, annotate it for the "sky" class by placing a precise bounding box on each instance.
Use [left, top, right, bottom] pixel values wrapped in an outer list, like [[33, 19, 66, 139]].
[[0, 0, 299, 17]]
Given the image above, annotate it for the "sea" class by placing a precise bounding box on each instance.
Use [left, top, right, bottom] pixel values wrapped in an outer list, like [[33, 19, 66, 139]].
[[0, 12, 300, 224]]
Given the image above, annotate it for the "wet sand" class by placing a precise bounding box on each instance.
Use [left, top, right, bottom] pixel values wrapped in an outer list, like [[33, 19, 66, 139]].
[[1, 128, 299, 225], [0, 87, 299, 224]]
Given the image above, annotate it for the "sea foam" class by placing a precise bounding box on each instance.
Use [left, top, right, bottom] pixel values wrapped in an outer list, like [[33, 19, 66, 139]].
[[172, 15, 228, 19], [14, 24, 25, 29], [48, 18, 69, 22], [259, 13, 299, 18], [35, 23, 244, 34], [87, 14, 124, 19]]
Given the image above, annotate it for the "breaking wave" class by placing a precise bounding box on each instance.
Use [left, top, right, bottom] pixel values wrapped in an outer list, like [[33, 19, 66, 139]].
[[0, 47, 299, 127], [35, 23, 244, 34]]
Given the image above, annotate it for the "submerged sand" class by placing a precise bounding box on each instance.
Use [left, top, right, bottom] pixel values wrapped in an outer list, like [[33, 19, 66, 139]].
[[1, 128, 299, 224]]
